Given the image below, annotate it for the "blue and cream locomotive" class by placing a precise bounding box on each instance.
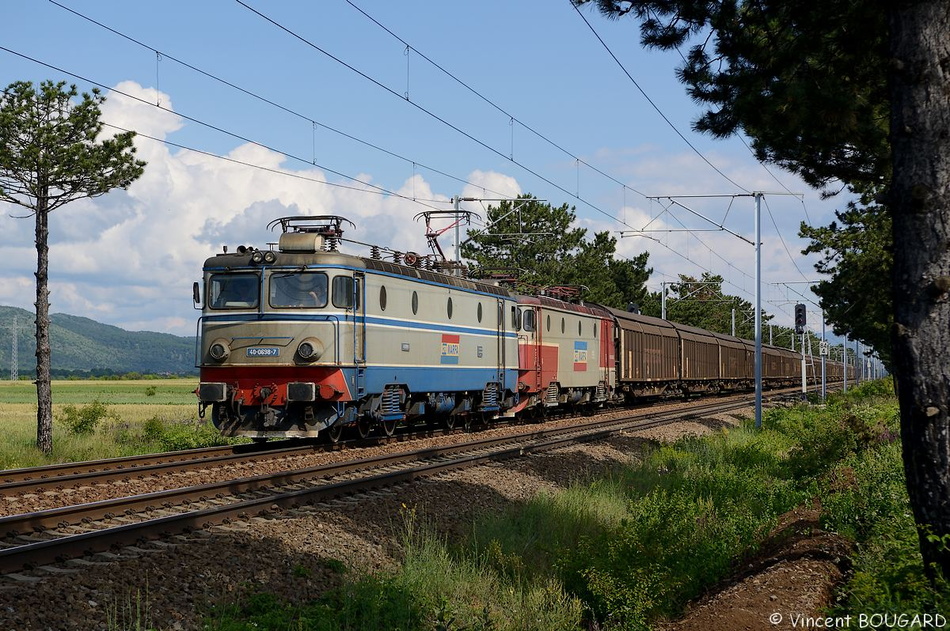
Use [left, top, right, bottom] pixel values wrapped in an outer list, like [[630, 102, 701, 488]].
[[195, 216, 520, 441]]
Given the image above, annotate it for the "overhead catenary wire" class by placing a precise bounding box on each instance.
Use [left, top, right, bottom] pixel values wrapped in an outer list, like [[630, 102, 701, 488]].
[[763, 196, 812, 281], [0, 46, 453, 213], [13, 3, 798, 321], [639, 3, 818, 228], [343, 0, 783, 300], [571, 4, 826, 321], [46, 0, 749, 274], [51, 0, 661, 236], [571, 1, 749, 193], [233, 0, 646, 233], [44, 0, 518, 204], [343, 0, 649, 201], [578, 1, 824, 316], [0, 23, 729, 292]]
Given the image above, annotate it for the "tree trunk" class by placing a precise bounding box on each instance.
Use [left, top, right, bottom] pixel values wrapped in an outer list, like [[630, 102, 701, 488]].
[[34, 197, 52, 455], [888, 1, 950, 579]]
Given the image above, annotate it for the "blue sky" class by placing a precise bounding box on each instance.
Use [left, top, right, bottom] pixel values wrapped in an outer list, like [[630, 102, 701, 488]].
[[1, 0, 848, 340]]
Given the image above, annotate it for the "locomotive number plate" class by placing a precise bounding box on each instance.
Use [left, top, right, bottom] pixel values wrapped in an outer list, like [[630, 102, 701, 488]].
[[247, 347, 280, 357]]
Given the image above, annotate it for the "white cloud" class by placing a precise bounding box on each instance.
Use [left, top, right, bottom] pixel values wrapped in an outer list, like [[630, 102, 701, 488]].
[[461, 170, 521, 201]]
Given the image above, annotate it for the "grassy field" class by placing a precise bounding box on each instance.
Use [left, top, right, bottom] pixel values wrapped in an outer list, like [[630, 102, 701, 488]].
[[0, 378, 230, 469], [0, 378, 199, 405]]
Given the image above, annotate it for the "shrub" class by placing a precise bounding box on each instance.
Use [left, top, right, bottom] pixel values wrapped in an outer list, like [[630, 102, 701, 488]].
[[470, 422, 806, 629], [142, 417, 230, 451], [58, 399, 116, 435], [822, 442, 950, 617]]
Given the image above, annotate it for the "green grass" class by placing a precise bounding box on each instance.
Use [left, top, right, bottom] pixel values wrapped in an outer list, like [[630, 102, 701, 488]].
[[465, 421, 809, 628], [0, 378, 235, 469], [203, 507, 584, 631], [0, 378, 199, 405]]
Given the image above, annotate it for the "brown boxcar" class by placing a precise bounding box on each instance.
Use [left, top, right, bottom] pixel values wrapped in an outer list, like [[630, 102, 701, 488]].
[[670, 322, 721, 394], [604, 307, 680, 397], [712, 331, 754, 389]]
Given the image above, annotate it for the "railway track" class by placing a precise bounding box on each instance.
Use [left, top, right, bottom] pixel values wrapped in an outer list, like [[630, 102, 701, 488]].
[[0, 426, 461, 515], [0, 439, 326, 499], [0, 396, 755, 575]]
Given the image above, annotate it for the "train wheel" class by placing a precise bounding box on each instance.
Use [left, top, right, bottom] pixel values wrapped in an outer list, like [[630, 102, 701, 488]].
[[382, 419, 397, 437], [326, 423, 343, 444], [357, 418, 372, 439]]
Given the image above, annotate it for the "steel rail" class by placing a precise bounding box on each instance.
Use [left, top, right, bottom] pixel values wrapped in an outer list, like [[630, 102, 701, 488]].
[[0, 439, 307, 487]]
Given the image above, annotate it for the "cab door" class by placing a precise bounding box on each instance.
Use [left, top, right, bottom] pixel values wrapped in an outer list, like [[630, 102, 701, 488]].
[[333, 272, 365, 398]]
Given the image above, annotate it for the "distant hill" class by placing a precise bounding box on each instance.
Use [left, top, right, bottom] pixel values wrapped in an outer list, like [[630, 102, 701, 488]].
[[0, 306, 196, 377]]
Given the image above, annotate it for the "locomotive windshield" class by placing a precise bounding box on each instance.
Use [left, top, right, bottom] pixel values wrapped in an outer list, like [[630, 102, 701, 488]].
[[208, 273, 260, 309], [269, 271, 328, 308]]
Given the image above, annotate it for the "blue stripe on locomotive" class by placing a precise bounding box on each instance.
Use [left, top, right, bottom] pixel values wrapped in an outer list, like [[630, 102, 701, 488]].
[[356, 365, 518, 393], [202, 312, 517, 338]]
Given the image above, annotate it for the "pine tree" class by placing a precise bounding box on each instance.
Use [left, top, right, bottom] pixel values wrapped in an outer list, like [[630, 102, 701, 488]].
[[0, 80, 146, 453]]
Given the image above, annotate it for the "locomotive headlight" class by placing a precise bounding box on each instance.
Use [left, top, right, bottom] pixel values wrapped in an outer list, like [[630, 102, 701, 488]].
[[251, 250, 264, 264], [263, 250, 277, 263], [208, 339, 231, 362], [297, 338, 324, 362]]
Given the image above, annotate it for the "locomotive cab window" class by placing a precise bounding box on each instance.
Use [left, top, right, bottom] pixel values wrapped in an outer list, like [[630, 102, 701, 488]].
[[332, 276, 358, 309], [209, 273, 260, 309], [521, 308, 536, 332], [269, 271, 328, 308]]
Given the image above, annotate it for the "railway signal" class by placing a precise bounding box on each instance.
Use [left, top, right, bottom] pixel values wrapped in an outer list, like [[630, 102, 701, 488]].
[[794, 303, 806, 334]]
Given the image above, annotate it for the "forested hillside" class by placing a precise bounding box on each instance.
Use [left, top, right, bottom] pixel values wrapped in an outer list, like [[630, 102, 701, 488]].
[[0, 306, 196, 377]]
